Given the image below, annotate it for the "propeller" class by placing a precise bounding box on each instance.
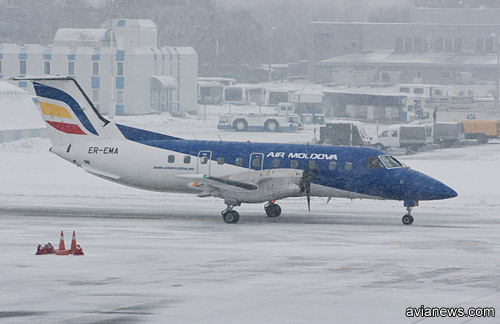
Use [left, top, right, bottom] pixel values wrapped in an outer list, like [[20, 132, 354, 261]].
[[299, 142, 318, 211]]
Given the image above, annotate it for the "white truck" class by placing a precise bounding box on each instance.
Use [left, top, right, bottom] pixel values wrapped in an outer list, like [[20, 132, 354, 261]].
[[217, 103, 303, 132], [371, 124, 433, 151]]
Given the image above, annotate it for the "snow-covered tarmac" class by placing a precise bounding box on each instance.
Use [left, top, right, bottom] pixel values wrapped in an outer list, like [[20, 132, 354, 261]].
[[1, 119, 499, 323]]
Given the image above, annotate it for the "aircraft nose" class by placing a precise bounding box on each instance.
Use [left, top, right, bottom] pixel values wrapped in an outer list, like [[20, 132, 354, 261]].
[[401, 170, 458, 201], [415, 173, 458, 200], [435, 182, 458, 200]]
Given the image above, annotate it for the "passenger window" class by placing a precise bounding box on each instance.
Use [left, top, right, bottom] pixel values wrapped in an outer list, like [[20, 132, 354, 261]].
[[168, 155, 175, 163], [366, 157, 383, 170], [329, 161, 337, 170], [252, 158, 261, 168], [184, 156, 191, 164], [200, 156, 208, 164], [236, 157, 243, 166], [391, 130, 398, 137], [381, 131, 389, 137], [307, 160, 317, 170], [345, 162, 352, 171], [291, 160, 298, 168], [272, 159, 280, 168], [217, 157, 224, 165]]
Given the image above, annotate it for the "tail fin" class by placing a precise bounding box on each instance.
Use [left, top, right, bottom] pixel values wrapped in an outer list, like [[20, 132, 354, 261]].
[[15, 77, 122, 145]]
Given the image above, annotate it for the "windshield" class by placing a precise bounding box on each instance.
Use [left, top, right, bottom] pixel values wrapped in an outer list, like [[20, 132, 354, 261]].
[[224, 87, 243, 101], [379, 155, 404, 169]]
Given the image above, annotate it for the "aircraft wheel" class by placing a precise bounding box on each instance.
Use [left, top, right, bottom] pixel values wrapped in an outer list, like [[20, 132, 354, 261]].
[[265, 203, 281, 217], [402, 214, 414, 225], [222, 210, 240, 224]]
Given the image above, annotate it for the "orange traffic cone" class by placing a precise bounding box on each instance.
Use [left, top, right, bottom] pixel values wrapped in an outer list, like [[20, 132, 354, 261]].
[[55, 230, 70, 255], [69, 231, 77, 254]]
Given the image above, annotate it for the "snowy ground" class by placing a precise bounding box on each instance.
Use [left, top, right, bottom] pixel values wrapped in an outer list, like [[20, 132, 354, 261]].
[[0, 115, 499, 323]]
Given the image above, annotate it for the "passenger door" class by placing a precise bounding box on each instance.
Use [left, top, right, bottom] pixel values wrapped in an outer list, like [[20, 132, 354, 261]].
[[197, 151, 212, 175], [249, 153, 264, 170]]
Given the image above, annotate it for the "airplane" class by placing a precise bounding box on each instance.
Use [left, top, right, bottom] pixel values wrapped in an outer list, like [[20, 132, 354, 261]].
[[14, 77, 457, 224]]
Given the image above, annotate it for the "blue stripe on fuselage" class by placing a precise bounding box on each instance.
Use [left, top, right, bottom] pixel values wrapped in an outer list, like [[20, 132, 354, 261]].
[[121, 129, 398, 199]]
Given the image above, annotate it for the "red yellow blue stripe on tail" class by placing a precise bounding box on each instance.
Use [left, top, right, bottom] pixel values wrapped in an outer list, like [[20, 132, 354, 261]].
[[38, 101, 87, 135], [33, 81, 98, 136]]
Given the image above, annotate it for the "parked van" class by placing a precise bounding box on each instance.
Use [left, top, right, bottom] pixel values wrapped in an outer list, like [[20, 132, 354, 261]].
[[371, 124, 433, 150], [460, 120, 500, 144]]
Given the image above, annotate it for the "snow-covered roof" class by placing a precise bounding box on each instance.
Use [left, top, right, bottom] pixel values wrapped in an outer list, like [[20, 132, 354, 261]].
[[54, 28, 109, 45], [319, 50, 500, 67], [0, 81, 45, 131], [293, 86, 323, 96], [151, 76, 178, 90], [322, 86, 407, 97]]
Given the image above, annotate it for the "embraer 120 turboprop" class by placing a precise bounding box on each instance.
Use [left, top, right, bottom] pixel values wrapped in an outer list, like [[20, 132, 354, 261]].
[[16, 77, 457, 224]]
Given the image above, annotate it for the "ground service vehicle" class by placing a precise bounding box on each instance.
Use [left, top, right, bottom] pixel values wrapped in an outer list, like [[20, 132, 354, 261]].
[[319, 121, 371, 146], [371, 124, 433, 151], [433, 122, 464, 147], [218, 113, 302, 132], [460, 120, 500, 144]]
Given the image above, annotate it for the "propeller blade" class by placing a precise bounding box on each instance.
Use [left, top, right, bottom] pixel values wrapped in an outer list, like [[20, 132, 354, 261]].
[[306, 182, 311, 212]]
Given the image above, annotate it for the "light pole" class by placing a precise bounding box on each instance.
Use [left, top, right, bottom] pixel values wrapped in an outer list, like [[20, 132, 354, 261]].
[[492, 33, 499, 109], [268, 26, 276, 82]]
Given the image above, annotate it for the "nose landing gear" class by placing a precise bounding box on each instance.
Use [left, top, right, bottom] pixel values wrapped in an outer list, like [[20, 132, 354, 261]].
[[402, 207, 414, 225], [402, 200, 418, 225]]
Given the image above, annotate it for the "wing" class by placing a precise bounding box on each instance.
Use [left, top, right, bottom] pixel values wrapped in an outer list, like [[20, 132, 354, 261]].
[[178, 169, 304, 203]]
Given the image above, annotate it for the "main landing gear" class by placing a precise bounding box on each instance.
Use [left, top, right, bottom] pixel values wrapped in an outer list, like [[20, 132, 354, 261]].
[[264, 201, 281, 218], [402, 200, 418, 225], [220, 200, 282, 224], [222, 207, 240, 224]]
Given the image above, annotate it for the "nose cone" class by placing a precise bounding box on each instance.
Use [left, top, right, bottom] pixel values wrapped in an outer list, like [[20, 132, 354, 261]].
[[432, 181, 458, 200], [404, 171, 458, 201]]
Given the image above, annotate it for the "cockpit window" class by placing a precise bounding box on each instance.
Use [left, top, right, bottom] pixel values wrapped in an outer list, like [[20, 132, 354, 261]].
[[366, 157, 383, 170], [379, 155, 403, 169]]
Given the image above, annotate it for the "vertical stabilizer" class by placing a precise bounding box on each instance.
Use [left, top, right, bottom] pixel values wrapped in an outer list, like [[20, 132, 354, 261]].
[[15, 77, 123, 145]]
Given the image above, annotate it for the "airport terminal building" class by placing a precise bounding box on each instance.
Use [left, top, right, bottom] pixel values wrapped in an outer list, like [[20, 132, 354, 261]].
[[307, 2, 500, 87], [0, 19, 198, 115]]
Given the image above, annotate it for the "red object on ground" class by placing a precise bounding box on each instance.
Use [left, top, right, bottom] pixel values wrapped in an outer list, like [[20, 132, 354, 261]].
[[55, 230, 70, 255], [36, 244, 44, 255], [44, 243, 55, 254], [73, 245, 84, 256], [35, 243, 56, 255]]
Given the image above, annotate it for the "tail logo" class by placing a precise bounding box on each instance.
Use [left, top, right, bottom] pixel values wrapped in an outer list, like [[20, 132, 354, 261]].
[[33, 82, 98, 136], [39, 101, 87, 135]]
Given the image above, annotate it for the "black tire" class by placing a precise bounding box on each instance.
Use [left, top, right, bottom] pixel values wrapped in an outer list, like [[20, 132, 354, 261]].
[[374, 143, 384, 151], [233, 119, 248, 131], [402, 214, 414, 225], [265, 120, 279, 132], [222, 210, 240, 224], [265, 204, 282, 217]]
